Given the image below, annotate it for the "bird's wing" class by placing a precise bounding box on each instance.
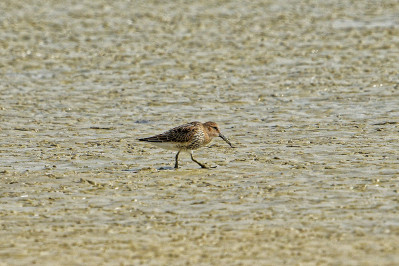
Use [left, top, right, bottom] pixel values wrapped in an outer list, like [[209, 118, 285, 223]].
[[139, 122, 201, 143]]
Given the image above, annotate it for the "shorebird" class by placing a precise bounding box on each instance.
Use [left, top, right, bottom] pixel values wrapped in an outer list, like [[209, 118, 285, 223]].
[[138, 121, 233, 169]]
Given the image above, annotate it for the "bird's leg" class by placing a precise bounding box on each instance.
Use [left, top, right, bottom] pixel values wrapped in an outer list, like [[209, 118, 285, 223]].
[[175, 151, 180, 169], [190, 151, 208, 168]]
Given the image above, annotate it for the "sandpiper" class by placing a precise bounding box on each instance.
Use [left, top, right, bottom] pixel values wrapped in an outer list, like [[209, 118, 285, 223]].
[[138, 121, 233, 169]]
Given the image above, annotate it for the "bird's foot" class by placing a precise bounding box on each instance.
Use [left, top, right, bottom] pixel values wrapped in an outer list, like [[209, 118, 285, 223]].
[[199, 164, 217, 169]]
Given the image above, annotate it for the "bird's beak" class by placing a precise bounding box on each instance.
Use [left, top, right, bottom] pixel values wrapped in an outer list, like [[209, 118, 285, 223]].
[[219, 133, 234, 148]]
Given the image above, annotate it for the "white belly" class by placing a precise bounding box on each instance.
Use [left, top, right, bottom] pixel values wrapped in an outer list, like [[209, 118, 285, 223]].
[[149, 142, 189, 151]]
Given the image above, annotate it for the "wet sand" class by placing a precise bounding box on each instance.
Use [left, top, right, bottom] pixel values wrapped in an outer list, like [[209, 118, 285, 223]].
[[1, 0, 399, 265]]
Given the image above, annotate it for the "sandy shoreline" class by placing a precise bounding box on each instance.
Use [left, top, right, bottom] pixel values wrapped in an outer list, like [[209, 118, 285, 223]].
[[1, 0, 399, 264]]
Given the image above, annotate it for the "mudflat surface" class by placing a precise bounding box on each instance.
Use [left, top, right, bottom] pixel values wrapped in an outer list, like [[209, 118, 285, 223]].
[[1, 0, 399, 265]]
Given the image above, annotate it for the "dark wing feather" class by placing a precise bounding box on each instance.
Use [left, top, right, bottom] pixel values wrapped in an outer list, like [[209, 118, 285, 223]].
[[139, 122, 200, 143]]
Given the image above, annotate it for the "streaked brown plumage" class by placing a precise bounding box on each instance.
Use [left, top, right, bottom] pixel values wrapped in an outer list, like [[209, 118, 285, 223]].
[[138, 121, 233, 168]]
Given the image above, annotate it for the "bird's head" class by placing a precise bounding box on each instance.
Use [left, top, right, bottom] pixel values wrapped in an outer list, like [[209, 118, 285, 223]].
[[203, 121, 233, 147]]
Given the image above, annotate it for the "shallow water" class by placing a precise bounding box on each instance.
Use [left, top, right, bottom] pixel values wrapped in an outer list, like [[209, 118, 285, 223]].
[[1, 0, 399, 265]]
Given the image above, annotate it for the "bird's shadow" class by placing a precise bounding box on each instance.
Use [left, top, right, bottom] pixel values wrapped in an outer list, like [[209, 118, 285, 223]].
[[157, 166, 175, 171], [122, 165, 216, 172], [121, 166, 174, 172]]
